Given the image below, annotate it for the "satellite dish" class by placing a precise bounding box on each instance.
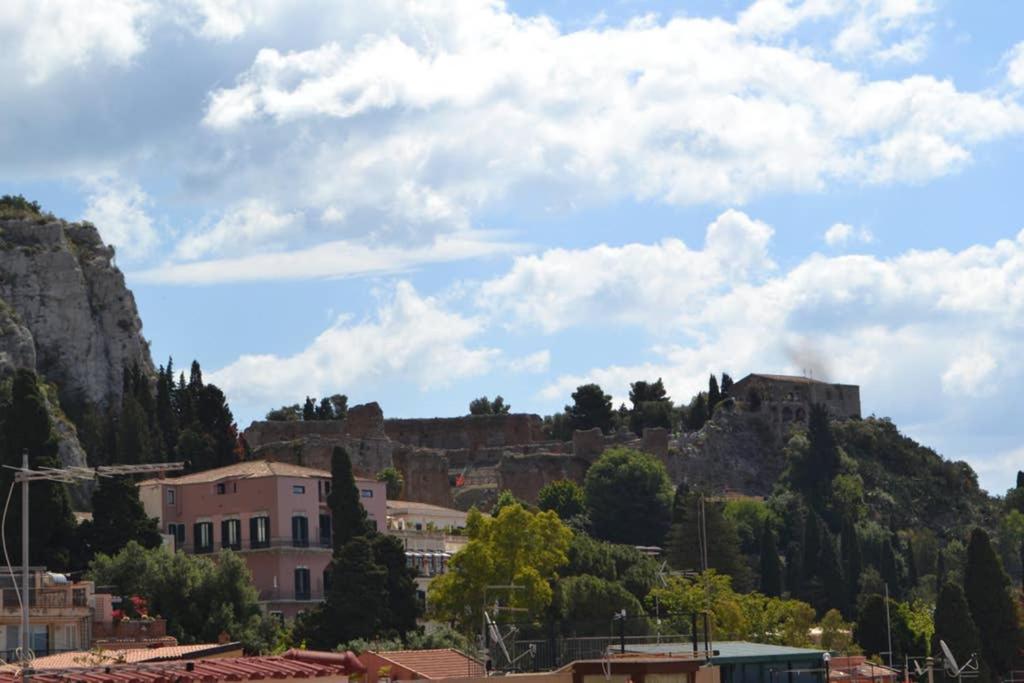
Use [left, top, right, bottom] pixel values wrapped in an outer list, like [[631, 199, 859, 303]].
[[940, 640, 959, 676]]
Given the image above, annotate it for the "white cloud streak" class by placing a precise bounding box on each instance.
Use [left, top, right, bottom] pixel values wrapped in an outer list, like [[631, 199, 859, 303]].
[[82, 176, 160, 261]]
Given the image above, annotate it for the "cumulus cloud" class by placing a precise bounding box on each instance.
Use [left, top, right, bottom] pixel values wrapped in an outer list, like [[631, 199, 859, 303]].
[[480, 210, 774, 333], [824, 222, 874, 246], [82, 176, 160, 260], [1007, 41, 1024, 89], [0, 0, 154, 83], [175, 200, 303, 260], [198, 1, 1024, 237], [209, 281, 499, 408], [505, 350, 551, 374]]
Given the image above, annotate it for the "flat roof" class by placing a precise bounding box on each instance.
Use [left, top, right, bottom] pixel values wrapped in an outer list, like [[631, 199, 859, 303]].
[[622, 642, 827, 664]]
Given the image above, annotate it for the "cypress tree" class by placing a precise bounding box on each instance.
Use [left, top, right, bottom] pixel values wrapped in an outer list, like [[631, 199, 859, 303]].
[[819, 530, 847, 616], [853, 594, 888, 657], [372, 534, 421, 636], [303, 397, 316, 421], [906, 537, 918, 591], [806, 404, 841, 509], [880, 534, 901, 600], [964, 528, 1021, 677], [785, 542, 804, 598], [720, 373, 734, 397], [328, 446, 368, 550], [841, 521, 862, 615], [313, 536, 386, 647], [759, 519, 783, 597], [686, 394, 708, 431], [932, 583, 984, 682], [707, 375, 721, 418], [0, 369, 79, 568]]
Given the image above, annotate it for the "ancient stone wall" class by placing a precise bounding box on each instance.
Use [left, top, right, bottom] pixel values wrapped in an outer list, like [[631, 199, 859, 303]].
[[391, 446, 453, 507], [497, 453, 591, 503], [384, 414, 544, 453]]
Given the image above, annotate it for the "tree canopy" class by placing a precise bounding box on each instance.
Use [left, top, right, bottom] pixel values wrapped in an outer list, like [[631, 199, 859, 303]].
[[469, 396, 511, 415], [428, 503, 572, 632], [585, 448, 673, 546]]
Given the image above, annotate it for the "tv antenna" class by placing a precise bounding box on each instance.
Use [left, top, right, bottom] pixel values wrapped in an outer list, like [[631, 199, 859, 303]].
[[939, 640, 979, 683], [3, 452, 183, 680]]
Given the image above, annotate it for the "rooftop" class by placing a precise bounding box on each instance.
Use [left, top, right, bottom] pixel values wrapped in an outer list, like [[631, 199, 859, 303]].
[[622, 642, 827, 663], [30, 642, 242, 669], [386, 500, 467, 515], [0, 650, 360, 682], [140, 460, 374, 486], [739, 373, 856, 387], [369, 649, 485, 679]]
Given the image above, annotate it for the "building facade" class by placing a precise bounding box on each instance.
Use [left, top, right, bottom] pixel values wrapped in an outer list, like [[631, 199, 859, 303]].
[[386, 501, 470, 605], [140, 460, 386, 619], [731, 374, 861, 430]]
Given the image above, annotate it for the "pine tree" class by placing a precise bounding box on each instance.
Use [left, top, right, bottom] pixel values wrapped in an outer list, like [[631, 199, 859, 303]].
[[85, 477, 162, 557], [311, 536, 386, 647], [328, 446, 368, 550], [932, 583, 984, 682], [759, 519, 783, 597], [964, 528, 1021, 677]]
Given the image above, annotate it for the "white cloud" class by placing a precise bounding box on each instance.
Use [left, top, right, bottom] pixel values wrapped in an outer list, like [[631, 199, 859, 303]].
[[209, 281, 498, 407], [134, 231, 523, 284], [1007, 41, 1024, 89], [198, 1, 1023, 231], [175, 200, 303, 260], [941, 350, 998, 397], [824, 222, 874, 246], [832, 0, 934, 64], [81, 177, 160, 260], [506, 350, 551, 374], [0, 0, 154, 84], [480, 210, 774, 334]]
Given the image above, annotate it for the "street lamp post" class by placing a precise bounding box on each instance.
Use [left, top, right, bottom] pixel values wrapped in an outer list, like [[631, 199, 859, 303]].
[[6, 454, 184, 681]]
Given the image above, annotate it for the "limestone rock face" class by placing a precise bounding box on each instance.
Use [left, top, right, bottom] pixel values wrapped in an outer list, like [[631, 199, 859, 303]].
[[0, 303, 36, 378], [0, 219, 153, 411]]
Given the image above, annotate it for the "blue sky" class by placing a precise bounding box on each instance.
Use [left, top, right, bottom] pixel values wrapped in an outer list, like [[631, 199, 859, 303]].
[[3, 0, 1024, 493]]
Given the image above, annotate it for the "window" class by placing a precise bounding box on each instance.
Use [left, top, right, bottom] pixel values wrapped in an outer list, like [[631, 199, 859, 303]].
[[292, 485, 306, 495], [360, 489, 374, 498], [194, 522, 213, 553], [250, 516, 270, 549], [168, 523, 185, 549], [292, 515, 309, 547], [294, 568, 311, 600], [166, 488, 176, 505], [319, 513, 332, 547], [215, 483, 226, 495], [221, 519, 241, 550]]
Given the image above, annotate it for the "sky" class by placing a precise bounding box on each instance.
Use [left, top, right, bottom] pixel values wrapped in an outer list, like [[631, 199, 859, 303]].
[[3, 0, 1024, 493]]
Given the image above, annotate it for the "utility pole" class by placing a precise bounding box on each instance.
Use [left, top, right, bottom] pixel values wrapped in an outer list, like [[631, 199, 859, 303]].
[[7, 454, 183, 681], [884, 583, 894, 669]]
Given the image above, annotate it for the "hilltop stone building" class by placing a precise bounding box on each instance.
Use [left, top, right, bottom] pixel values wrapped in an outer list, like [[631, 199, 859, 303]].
[[730, 373, 861, 429]]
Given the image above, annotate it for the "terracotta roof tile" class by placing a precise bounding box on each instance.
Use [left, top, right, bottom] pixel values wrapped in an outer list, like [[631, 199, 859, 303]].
[[372, 649, 485, 679], [0, 652, 355, 682], [30, 643, 240, 669]]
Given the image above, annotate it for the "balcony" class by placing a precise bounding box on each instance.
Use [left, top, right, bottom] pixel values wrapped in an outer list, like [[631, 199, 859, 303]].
[[178, 538, 332, 554], [257, 585, 324, 603], [0, 588, 89, 611]]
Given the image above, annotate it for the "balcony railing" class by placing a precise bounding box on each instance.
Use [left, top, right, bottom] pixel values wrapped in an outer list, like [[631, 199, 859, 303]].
[[0, 588, 89, 610], [257, 585, 324, 603], [178, 538, 332, 554]]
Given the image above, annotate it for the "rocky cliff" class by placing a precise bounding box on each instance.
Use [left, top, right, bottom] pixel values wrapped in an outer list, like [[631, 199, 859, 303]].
[[0, 216, 154, 471]]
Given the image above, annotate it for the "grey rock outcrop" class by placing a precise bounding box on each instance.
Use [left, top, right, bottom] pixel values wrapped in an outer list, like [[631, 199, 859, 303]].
[[0, 218, 153, 412]]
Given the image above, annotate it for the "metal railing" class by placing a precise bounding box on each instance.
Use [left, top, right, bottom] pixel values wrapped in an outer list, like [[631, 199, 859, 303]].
[[258, 585, 325, 602], [179, 537, 332, 554], [0, 588, 88, 610]]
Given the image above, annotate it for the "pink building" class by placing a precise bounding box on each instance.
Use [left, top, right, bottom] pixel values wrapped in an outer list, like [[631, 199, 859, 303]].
[[140, 461, 386, 619]]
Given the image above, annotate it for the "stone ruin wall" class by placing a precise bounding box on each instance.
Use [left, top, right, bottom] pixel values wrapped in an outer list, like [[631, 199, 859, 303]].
[[383, 413, 545, 452], [243, 400, 781, 510]]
